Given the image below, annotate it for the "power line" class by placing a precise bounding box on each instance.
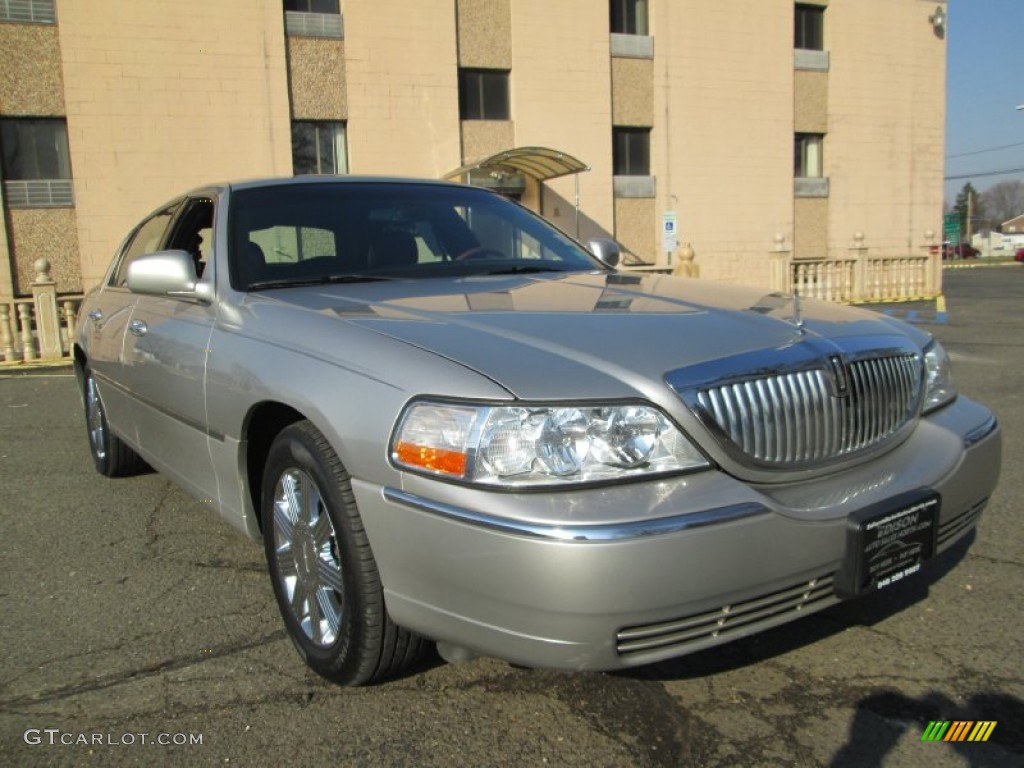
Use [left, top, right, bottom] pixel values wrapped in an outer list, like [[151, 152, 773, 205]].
[[946, 141, 1024, 159], [944, 167, 1024, 181]]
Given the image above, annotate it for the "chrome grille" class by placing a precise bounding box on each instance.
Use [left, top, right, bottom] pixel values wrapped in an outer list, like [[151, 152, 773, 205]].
[[694, 354, 922, 467]]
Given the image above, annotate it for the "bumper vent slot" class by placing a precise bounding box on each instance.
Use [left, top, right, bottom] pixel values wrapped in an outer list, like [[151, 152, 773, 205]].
[[617, 573, 837, 656], [937, 498, 987, 548]]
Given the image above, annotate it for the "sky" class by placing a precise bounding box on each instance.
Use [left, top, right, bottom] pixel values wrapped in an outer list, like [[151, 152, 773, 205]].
[[943, 0, 1024, 205]]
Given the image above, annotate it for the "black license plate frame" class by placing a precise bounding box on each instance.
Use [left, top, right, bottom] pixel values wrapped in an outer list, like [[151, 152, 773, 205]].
[[835, 490, 940, 599]]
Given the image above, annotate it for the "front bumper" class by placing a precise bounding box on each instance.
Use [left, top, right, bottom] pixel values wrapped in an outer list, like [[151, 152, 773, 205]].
[[354, 396, 1001, 671]]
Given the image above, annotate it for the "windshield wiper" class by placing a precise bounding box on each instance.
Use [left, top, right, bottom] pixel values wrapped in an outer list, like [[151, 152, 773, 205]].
[[473, 265, 570, 276], [246, 274, 392, 291]]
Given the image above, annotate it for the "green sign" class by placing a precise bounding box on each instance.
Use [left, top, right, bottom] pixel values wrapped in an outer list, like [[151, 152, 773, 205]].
[[943, 213, 960, 238]]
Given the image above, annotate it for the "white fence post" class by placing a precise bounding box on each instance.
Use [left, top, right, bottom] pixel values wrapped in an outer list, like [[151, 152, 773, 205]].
[[769, 234, 792, 293], [0, 304, 16, 362], [62, 300, 78, 353], [31, 259, 63, 360], [17, 303, 36, 361]]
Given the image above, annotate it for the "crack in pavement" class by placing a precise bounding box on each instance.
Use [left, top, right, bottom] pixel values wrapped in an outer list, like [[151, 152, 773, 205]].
[[0, 627, 181, 690], [0, 629, 288, 711], [966, 551, 1024, 570], [143, 481, 177, 559], [190, 558, 266, 574]]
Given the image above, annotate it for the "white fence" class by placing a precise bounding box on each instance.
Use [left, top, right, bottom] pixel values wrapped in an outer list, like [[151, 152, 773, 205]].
[[0, 260, 83, 364], [773, 252, 939, 304]]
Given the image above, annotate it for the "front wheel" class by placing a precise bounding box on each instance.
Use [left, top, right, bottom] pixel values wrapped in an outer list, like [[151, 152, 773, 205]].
[[261, 420, 423, 685]]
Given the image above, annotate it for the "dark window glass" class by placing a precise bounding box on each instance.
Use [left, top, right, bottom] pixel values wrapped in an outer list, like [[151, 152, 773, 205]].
[[284, 0, 339, 13], [795, 4, 824, 50], [112, 204, 181, 287], [292, 121, 347, 175], [610, 0, 649, 35], [459, 69, 510, 121], [166, 198, 215, 278], [228, 183, 600, 290], [613, 128, 651, 175], [794, 133, 824, 177], [0, 118, 71, 180]]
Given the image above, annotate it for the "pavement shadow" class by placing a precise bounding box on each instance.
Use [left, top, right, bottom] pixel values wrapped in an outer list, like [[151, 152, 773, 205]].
[[829, 689, 1023, 766]]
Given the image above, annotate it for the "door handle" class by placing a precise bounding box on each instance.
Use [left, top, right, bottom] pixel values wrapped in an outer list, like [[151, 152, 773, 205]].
[[128, 319, 148, 337], [87, 309, 103, 322]]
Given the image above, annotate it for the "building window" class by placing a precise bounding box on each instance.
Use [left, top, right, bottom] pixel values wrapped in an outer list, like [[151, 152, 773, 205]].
[[284, 0, 342, 37], [795, 4, 824, 50], [291, 121, 347, 175], [0, 118, 71, 181], [284, 0, 338, 12], [0, 118, 73, 207], [794, 133, 823, 178], [613, 127, 650, 176], [0, 0, 56, 24], [459, 69, 510, 121], [610, 0, 649, 36]]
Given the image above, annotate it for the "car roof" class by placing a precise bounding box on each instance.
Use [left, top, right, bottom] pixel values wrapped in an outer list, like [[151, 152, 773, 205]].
[[189, 175, 468, 197]]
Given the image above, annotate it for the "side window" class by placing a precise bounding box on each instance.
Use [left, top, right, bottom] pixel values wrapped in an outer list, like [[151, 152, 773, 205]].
[[165, 198, 215, 278], [110, 203, 180, 287]]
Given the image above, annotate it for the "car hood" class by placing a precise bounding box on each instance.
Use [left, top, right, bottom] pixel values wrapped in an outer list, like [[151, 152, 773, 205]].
[[242, 271, 928, 402]]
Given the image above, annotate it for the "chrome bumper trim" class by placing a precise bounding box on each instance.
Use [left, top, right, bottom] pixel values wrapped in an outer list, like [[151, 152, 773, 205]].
[[382, 487, 769, 542], [964, 415, 998, 448]]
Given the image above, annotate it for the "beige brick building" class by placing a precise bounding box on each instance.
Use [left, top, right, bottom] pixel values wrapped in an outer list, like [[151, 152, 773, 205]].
[[0, 0, 947, 301]]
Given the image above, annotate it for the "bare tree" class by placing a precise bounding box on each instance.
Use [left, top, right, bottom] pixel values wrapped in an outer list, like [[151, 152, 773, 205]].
[[981, 181, 1024, 230]]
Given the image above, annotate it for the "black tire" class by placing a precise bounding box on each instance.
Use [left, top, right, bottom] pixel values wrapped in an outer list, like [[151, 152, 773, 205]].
[[82, 366, 148, 477], [261, 420, 423, 685]]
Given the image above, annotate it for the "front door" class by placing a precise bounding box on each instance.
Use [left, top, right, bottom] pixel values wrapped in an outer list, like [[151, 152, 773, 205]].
[[119, 197, 218, 500]]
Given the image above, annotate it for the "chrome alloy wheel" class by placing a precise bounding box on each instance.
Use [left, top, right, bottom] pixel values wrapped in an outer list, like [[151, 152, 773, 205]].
[[271, 468, 345, 647], [85, 375, 107, 461]]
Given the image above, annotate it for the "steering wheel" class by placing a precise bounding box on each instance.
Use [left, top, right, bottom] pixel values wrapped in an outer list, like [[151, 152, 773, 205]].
[[454, 246, 508, 262]]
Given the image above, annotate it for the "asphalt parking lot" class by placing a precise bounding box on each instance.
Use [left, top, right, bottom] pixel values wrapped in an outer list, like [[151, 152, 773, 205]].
[[1, 266, 1021, 767]]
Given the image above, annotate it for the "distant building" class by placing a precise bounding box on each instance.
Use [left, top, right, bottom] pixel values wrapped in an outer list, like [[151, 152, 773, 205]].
[[1002, 214, 1024, 234], [991, 214, 1024, 254], [1, 0, 948, 300]]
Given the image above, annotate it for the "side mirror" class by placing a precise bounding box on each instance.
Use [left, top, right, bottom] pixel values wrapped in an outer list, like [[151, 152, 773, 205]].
[[586, 238, 621, 268], [126, 250, 211, 302]]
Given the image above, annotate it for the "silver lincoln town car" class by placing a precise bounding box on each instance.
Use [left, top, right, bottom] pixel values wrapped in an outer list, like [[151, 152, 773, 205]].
[[75, 177, 1001, 685]]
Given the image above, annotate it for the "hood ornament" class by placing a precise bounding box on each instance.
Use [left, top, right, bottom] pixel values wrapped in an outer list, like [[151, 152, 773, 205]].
[[791, 290, 806, 335]]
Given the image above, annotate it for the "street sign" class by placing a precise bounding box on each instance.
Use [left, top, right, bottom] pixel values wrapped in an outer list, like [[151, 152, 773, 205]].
[[662, 211, 678, 254], [943, 212, 960, 240]]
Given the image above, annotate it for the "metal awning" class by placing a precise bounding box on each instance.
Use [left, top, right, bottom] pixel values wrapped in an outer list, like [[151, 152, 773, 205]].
[[444, 146, 590, 183], [445, 147, 591, 236]]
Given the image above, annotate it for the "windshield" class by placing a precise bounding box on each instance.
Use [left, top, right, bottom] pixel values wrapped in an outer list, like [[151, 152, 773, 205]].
[[228, 182, 602, 290]]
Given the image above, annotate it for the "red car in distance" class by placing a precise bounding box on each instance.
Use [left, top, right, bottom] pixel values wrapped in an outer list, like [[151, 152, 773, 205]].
[[943, 243, 980, 259]]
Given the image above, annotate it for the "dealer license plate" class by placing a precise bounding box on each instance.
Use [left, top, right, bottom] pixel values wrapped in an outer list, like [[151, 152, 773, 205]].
[[835, 491, 939, 598]]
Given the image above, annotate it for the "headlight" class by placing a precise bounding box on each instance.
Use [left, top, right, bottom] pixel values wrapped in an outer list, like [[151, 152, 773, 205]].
[[391, 401, 709, 487], [922, 341, 956, 413]]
